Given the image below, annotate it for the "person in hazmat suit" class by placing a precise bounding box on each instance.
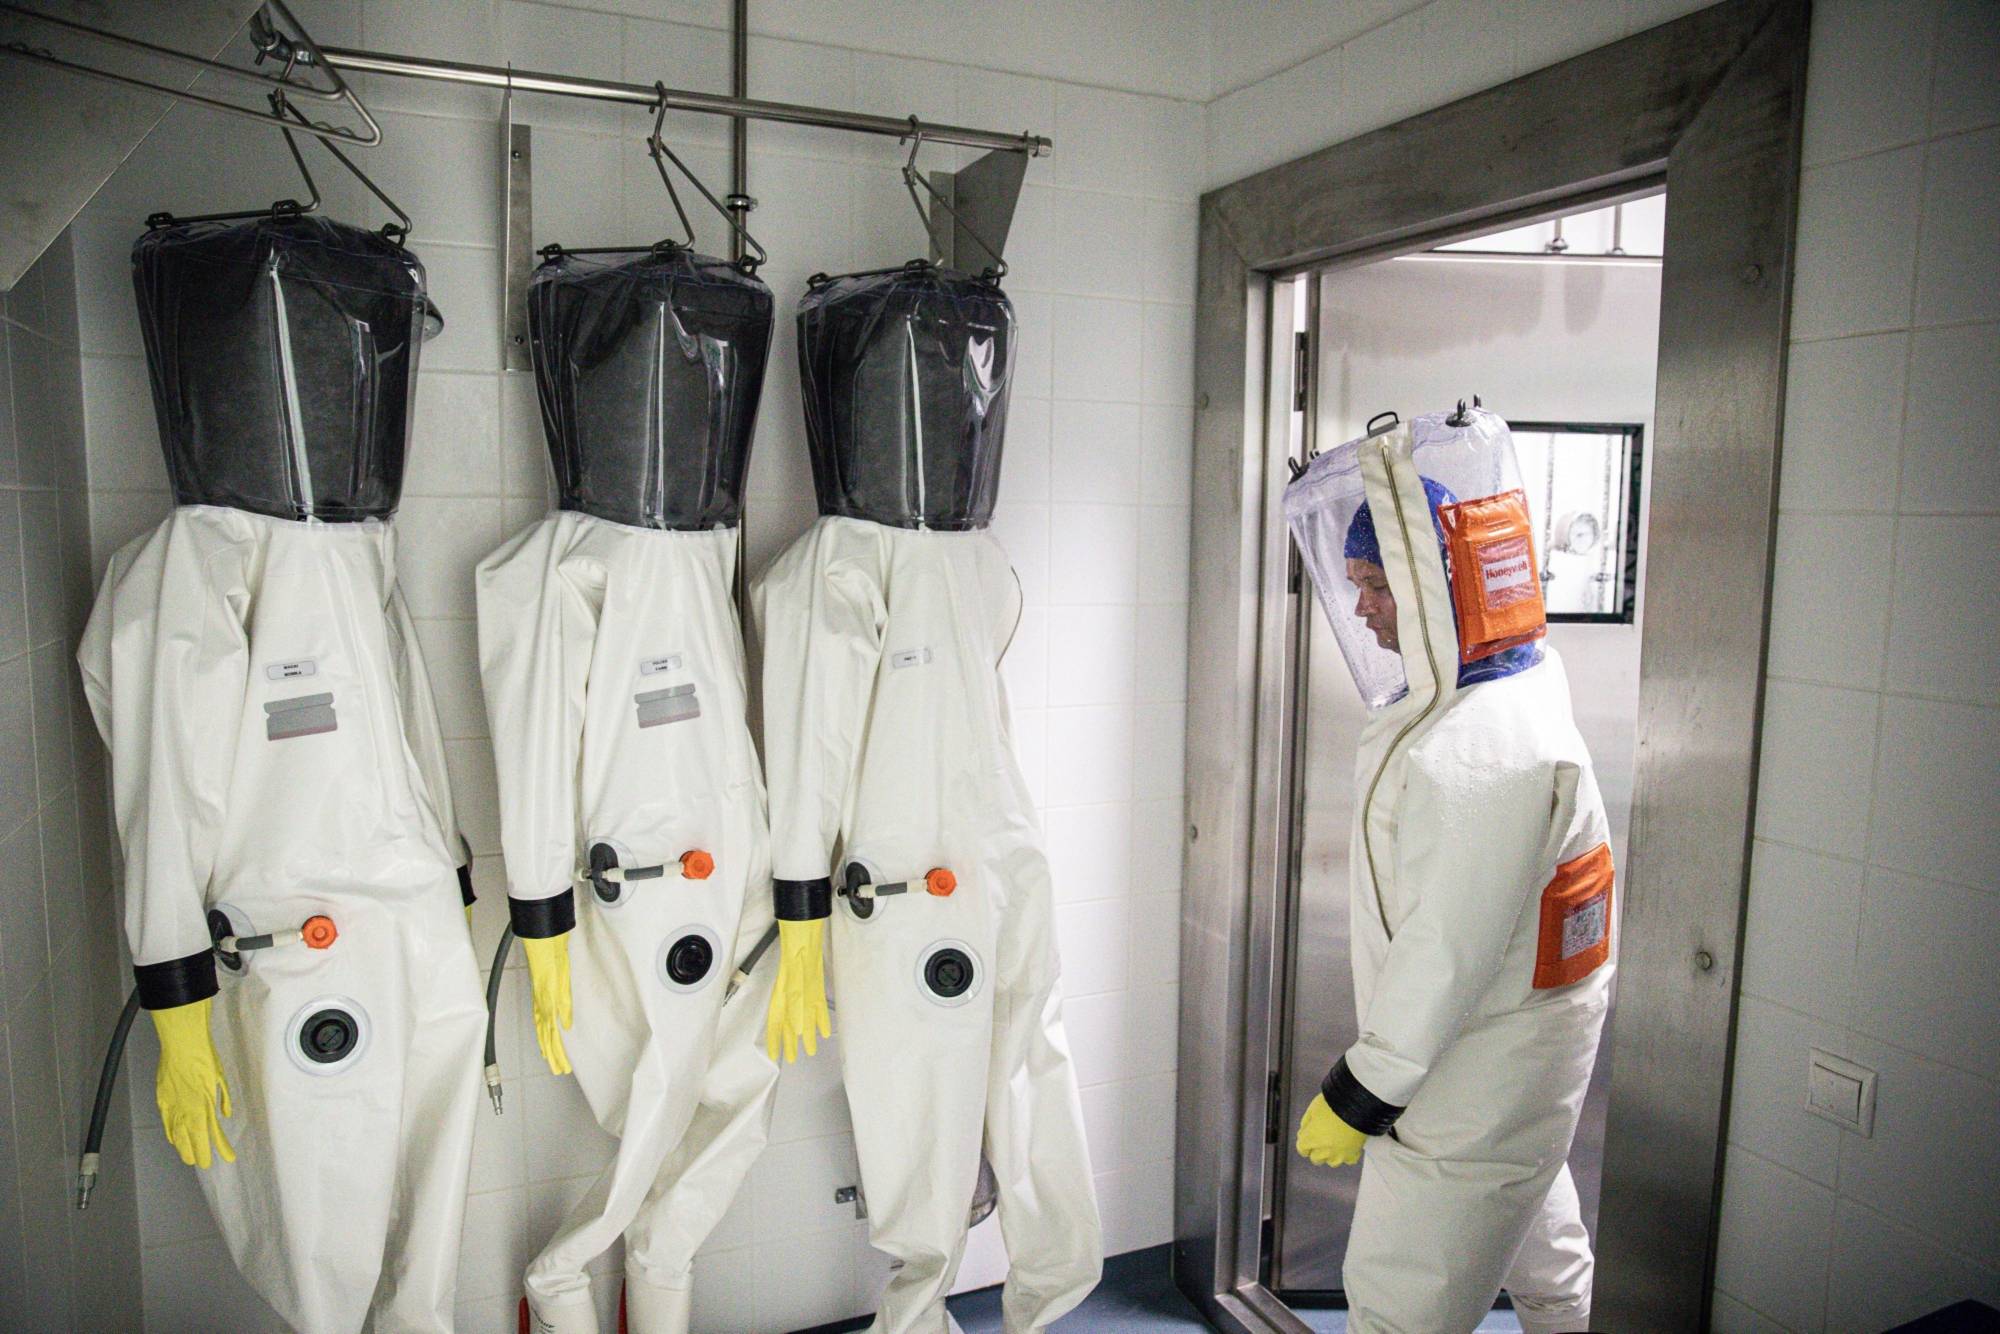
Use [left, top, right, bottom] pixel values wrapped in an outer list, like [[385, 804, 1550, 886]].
[[77, 213, 487, 1333], [476, 243, 782, 1334], [756, 261, 1103, 1334], [1284, 407, 1614, 1334]]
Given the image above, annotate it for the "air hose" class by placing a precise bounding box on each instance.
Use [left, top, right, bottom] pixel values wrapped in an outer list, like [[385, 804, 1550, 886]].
[[73, 914, 335, 1209], [483, 925, 514, 1115], [75, 987, 143, 1210]]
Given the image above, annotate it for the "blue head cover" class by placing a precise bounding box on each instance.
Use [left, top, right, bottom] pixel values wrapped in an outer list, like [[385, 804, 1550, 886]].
[[1343, 478, 1541, 688]]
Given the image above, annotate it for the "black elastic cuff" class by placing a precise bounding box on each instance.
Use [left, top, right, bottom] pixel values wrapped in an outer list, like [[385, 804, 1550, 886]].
[[773, 877, 833, 921], [135, 950, 219, 1010], [509, 889, 575, 939], [457, 863, 476, 907], [1321, 1057, 1404, 1136]]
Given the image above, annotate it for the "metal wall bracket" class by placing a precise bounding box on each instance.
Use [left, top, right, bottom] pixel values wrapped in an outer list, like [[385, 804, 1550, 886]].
[[923, 147, 1028, 272], [501, 109, 532, 372]]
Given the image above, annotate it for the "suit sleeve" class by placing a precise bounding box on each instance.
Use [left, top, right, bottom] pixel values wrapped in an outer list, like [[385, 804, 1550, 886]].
[[751, 525, 886, 921], [385, 579, 476, 906], [475, 519, 600, 939], [1326, 754, 1576, 1132], [77, 530, 250, 1010]]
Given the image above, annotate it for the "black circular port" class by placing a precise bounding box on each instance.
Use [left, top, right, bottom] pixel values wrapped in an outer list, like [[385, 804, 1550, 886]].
[[665, 934, 714, 986], [207, 908, 242, 973], [924, 948, 974, 999], [589, 842, 622, 904], [843, 861, 875, 920], [299, 1009, 357, 1065]]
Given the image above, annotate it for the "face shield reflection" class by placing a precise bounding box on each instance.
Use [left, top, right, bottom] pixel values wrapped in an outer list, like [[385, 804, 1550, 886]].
[[1283, 441, 1411, 710]]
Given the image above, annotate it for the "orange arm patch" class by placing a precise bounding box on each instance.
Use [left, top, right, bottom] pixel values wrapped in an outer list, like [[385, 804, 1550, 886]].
[[1533, 842, 1614, 989]]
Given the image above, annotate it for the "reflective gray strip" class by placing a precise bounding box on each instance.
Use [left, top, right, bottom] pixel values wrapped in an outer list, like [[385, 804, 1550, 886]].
[[635, 683, 699, 728], [266, 691, 337, 740]]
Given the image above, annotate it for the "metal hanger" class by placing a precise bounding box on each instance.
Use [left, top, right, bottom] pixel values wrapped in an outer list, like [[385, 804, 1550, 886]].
[[147, 89, 412, 244], [1445, 396, 1483, 427], [539, 86, 768, 272], [0, 0, 381, 147], [901, 123, 1008, 281]]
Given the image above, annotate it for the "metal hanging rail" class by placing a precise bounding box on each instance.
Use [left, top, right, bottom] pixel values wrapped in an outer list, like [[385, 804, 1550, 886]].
[[311, 46, 1053, 157]]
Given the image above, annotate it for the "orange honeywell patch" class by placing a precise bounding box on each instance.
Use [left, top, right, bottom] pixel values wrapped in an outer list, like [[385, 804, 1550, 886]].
[[1533, 842, 1613, 989]]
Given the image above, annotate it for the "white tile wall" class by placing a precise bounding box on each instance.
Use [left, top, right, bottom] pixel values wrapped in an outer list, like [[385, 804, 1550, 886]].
[[62, 1, 1196, 1328], [1713, 3, 2000, 1325], [0, 234, 143, 1330]]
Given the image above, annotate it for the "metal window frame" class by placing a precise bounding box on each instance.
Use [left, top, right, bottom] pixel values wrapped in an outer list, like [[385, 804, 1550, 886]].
[[1507, 419, 1647, 626], [1174, 2, 1809, 1330]]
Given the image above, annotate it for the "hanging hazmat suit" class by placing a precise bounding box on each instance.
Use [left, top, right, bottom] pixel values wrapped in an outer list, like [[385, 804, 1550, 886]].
[[757, 262, 1103, 1334], [77, 214, 486, 1334], [476, 244, 782, 1334], [1283, 408, 1615, 1334]]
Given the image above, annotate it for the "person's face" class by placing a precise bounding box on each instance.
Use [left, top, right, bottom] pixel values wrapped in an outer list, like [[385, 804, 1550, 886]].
[[1348, 558, 1398, 651]]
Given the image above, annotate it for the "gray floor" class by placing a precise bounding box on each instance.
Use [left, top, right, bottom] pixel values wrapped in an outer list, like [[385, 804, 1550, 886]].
[[946, 1247, 1211, 1332], [942, 1247, 1523, 1333]]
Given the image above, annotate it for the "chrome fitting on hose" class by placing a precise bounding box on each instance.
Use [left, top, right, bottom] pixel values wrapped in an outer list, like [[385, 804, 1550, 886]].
[[484, 1063, 503, 1116], [75, 1151, 100, 1211]]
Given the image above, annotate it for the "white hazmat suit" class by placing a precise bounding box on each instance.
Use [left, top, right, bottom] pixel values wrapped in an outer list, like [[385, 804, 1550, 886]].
[[757, 516, 1103, 1334], [78, 213, 485, 1334], [478, 513, 780, 1333], [1284, 409, 1615, 1334], [80, 506, 487, 1333]]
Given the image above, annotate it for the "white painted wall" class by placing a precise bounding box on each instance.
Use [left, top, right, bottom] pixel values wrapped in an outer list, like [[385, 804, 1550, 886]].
[[63, 1, 1198, 1330], [0, 236, 143, 1329]]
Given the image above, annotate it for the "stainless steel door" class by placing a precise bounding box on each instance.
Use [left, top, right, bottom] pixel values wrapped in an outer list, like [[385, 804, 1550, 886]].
[[1270, 265, 1652, 1295]]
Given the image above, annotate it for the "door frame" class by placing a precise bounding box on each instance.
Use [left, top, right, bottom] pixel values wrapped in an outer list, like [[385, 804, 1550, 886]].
[[1173, 2, 1809, 1330]]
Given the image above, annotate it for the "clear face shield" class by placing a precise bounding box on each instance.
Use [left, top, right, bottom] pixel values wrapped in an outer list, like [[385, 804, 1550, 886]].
[[529, 246, 774, 531], [1284, 407, 1547, 710], [133, 214, 433, 523], [796, 262, 1015, 531]]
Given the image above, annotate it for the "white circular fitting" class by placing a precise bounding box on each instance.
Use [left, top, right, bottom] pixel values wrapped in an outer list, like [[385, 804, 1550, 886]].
[[282, 995, 372, 1076], [915, 938, 983, 1008], [656, 925, 724, 993]]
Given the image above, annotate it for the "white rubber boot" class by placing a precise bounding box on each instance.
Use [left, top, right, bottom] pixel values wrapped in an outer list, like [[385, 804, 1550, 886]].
[[624, 1272, 692, 1334], [522, 1289, 601, 1334]]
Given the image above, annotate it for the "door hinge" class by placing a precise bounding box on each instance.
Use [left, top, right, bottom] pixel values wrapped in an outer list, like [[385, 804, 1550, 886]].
[[1292, 331, 1310, 413], [1265, 1070, 1283, 1144]]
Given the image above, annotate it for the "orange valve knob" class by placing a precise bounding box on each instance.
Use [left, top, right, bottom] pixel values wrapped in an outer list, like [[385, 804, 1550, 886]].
[[925, 868, 957, 898], [301, 915, 338, 949], [680, 850, 715, 881]]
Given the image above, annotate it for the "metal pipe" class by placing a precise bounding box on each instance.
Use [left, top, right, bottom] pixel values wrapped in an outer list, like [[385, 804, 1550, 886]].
[[729, 0, 749, 265], [316, 46, 1051, 156]]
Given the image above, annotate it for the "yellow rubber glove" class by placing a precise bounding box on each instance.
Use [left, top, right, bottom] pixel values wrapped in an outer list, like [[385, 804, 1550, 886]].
[[521, 933, 574, 1076], [765, 919, 831, 1063], [151, 997, 235, 1169], [1296, 1093, 1368, 1167]]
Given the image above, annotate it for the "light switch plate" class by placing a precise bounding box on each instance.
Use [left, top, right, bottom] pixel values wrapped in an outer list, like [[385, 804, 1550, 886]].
[[1806, 1048, 1876, 1137]]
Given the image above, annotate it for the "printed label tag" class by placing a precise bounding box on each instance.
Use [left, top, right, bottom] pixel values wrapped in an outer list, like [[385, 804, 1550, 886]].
[[890, 647, 933, 670], [265, 659, 318, 681], [639, 654, 684, 677], [1477, 535, 1536, 605], [1560, 893, 1608, 960]]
